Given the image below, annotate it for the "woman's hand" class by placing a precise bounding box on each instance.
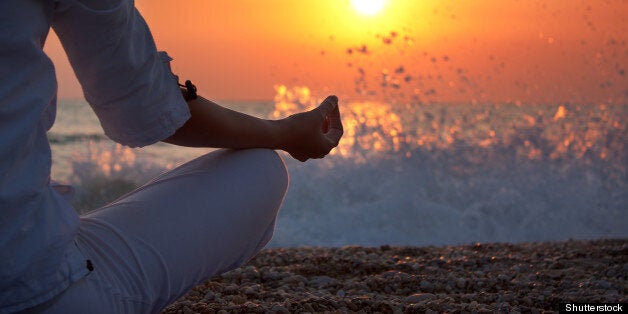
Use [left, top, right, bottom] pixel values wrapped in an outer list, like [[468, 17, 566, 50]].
[[277, 95, 343, 162]]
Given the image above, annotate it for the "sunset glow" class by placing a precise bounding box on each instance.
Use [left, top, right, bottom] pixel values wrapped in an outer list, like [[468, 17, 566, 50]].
[[351, 0, 386, 16], [44, 0, 627, 104]]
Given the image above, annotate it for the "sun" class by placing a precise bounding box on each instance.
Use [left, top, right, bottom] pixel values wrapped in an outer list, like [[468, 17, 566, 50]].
[[351, 0, 386, 16]]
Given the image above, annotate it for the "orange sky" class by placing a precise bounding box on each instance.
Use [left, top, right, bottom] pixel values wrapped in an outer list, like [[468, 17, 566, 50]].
[[45, 0, 627, 104]]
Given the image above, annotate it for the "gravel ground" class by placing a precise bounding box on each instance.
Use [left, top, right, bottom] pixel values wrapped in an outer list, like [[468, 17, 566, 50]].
[[162, 239, 626, 313]]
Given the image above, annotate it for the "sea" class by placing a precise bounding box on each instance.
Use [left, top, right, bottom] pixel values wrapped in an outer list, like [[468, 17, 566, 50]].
[[49, 87, 627, 247]]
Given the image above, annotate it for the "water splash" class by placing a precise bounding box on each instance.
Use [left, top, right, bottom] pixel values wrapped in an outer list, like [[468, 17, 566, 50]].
[[269, 84, 627, 247], [272, 85, 626, 173], [53, 90, 626, 246], [69, 142, 168, 212]]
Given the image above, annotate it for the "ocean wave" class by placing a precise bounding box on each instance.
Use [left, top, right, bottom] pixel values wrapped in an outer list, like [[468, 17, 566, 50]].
[[52, 86, 627, 246], [268, 85, 627, 247]]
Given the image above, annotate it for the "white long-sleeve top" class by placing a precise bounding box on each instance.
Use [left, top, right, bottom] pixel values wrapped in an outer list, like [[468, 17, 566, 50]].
[[0, 1, 190, 312]]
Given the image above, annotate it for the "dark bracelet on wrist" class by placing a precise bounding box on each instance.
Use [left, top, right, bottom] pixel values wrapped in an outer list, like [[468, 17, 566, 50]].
[[179, 80, 197, 101]]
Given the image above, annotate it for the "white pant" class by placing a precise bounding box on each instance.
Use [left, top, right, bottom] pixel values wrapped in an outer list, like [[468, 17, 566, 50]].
[[38, 149, 288, 314]]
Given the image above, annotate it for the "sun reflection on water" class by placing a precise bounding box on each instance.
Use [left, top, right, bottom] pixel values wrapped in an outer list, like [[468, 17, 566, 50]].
[[272, 84, 626, 174]]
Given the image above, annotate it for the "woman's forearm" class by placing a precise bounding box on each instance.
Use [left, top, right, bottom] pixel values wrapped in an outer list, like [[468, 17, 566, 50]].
[[164, 94, 342, 162], [163, 96, 283, 149]]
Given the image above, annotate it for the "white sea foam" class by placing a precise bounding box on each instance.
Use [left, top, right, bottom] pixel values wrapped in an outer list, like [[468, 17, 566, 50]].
[[268, 86, 627, 247], [50, 93, 627, 246]]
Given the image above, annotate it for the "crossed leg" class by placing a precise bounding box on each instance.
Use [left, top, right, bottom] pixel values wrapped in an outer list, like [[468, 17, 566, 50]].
[[42, 149, 288, 313]]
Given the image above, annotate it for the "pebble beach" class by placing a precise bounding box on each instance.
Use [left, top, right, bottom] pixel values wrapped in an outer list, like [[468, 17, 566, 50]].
[[163, 239, 626, 313]]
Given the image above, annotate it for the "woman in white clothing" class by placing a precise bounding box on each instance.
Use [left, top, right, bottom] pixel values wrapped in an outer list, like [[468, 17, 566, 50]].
[[0, 0, 342, 313]]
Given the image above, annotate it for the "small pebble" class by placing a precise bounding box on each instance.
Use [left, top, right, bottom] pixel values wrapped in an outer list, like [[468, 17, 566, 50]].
[[270, 305, 290, 314], [405, 293, 436, 303], [420, 280, 434, 292], [456, 278, 466, 289], [597, 280, 611, 289], [232, 295, 246, 305], [203, 291, 215, 301]]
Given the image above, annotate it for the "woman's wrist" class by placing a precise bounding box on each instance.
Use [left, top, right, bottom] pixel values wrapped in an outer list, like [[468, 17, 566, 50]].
[[268, 118, 291, 151]]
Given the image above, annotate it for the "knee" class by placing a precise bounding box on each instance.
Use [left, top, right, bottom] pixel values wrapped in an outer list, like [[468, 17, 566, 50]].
[[248, 149, 289, 195], [192, 148, 289, 200]]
